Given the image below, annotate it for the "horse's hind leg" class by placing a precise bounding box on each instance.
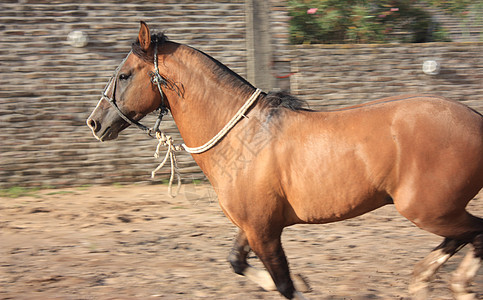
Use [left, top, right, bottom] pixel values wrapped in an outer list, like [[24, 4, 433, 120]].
[[227, 229, 309, 293], [451, 233, 483, 300], [409, 238, 466, 300]]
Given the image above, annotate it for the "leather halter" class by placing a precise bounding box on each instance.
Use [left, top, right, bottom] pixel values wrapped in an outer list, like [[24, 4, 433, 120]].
[[101, 40, 262, 155], [101, 42, 169, 138]]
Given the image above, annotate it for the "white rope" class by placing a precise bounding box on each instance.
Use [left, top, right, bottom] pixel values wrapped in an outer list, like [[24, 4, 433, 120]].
[[182, 88, 262, 154], [151, 132, 182, 198], [151, 88, 262, 197]]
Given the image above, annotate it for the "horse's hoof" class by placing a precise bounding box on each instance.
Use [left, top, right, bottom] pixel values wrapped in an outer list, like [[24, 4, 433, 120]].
[[451, 281, 477, 300], [408, 282, 429, 300], [293, 273, 311, 293], [294, 291, 309, 300], [453, 293, 477, 300], [243, 266, 277, 291]]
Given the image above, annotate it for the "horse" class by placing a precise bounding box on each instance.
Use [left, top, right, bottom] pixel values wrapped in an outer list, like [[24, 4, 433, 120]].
[[87, 21, 483, 299]]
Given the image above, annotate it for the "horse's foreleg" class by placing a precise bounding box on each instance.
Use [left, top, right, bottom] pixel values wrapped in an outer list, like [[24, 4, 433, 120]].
[[409, 238, 466, 300], [228, 229, 310, 294], [228, 229, 277, 291], [451, 233, 483, 300], [244, 230, 300, 299], [227, 230, 251, 275]]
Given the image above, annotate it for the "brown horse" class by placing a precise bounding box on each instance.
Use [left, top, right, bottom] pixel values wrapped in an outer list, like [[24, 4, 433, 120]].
[[87, 22, 483, 299]]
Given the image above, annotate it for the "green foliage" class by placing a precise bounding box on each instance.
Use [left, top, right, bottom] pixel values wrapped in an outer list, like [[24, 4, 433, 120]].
[[288, 0, 450, 44], [0, 187, 41, 198], [45, 190, 76, 196], [427, 1, 482, 41]]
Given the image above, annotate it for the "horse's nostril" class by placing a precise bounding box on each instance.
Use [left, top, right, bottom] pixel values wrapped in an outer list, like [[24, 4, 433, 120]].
[[87, 118, 99, 132]]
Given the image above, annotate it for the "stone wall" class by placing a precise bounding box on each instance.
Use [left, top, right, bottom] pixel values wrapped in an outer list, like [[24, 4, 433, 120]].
[[0, 0, 290, 188], [1, 1, 482, 189], [291, 42, 483, 112]]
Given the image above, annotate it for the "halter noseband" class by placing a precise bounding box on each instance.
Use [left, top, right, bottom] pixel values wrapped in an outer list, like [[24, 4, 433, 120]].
[[101, 41, 169, 138]]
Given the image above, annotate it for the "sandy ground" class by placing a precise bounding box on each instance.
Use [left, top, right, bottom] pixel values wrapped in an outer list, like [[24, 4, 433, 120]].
[[1, 183, 481, 300]]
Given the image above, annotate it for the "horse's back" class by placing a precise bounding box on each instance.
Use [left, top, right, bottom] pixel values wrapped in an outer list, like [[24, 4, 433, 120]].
[[324, 94, 483, 188]]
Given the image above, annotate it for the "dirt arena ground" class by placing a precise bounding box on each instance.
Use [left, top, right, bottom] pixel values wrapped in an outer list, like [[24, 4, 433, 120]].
[[1, 183, 481, 299]]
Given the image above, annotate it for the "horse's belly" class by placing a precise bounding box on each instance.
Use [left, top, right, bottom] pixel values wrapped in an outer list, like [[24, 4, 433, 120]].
[[279, 130, 395, 224], [282, 152, 391, 224], [288, 185, 390, 224]]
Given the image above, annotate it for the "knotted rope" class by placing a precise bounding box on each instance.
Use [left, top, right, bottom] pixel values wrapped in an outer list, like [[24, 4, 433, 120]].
[[151, 131, 182, 198]]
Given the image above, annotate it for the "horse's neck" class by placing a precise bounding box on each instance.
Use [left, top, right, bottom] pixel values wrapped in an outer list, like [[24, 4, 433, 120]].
[[163, 44, 256, 153]]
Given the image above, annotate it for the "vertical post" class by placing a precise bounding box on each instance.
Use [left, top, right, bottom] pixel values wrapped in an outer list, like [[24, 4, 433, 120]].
[[245, 0, 274, 91]]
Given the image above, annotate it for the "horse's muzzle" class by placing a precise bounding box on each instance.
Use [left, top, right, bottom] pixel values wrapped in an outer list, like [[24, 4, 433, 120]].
[[86, 117, 107, 141], [86, 114, 123, 142], [86, 117, 99, 133]]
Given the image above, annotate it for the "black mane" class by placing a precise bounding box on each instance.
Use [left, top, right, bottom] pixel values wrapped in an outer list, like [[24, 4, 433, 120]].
[[132, 33, 310, 112], [190, 50, 310, 112], [192, 47, 255, 94], [262, 91, 311, 111]]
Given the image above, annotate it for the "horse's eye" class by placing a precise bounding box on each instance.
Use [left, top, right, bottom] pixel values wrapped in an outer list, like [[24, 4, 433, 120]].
[[119, 73, 130, 80]]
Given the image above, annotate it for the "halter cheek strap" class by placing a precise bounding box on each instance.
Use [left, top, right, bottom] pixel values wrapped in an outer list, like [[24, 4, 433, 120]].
[[102, 79, 156, 135]]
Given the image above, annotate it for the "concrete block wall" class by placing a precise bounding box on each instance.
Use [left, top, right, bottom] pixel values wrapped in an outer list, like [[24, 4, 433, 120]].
[[0, 0, 254, 188], [1, 1, 481, 189], [290, 42, 483, 112]]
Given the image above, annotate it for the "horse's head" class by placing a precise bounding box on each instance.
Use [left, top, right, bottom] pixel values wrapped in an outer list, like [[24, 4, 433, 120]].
[[87, 21, 167, 141]]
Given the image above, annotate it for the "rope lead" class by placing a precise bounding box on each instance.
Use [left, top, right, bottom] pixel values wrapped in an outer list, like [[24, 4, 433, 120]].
[[151, 88, 262, 197], [151, 131, 182, 198]]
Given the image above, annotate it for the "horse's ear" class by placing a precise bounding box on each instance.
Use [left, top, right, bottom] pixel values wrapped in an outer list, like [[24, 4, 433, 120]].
[[138, 21, 151, 51]]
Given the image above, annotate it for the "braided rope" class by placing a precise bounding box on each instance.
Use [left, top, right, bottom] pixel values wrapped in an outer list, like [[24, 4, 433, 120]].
[[151, 87, 262, 197], [151, 132, 182, 198], [182, 88, 262, 154]]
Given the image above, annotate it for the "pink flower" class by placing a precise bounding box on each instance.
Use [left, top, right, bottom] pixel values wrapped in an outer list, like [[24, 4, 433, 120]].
[[307, 8, 318, 14], [390, 8, 399, 12]]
